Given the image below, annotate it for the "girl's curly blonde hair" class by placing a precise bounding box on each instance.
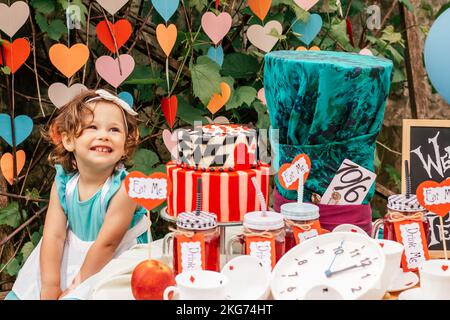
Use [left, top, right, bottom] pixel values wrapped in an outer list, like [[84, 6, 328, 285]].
[[43, 89, 140, 173]]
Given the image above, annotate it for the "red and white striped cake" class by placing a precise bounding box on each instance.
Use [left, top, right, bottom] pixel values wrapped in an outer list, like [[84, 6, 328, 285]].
[[166, 161, 271, 222]]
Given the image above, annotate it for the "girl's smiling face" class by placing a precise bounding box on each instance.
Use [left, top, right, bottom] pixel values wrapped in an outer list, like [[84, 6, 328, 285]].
[[62, 101, 127, 171]]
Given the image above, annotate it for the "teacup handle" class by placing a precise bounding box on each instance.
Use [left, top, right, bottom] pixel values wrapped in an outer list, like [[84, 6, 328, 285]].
[[226, 234, 244, 262], [371, 219, 384, 239], [163, 286, 179, 300]]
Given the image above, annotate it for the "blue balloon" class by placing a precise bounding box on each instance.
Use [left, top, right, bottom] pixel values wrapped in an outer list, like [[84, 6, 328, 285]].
[[424, 8, 450, 104]]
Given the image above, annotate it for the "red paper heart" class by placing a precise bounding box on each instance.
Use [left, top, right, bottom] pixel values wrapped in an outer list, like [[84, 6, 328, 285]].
[[416, 179, 450, 217], [124, 171, 172, 211], [1, 38, 30, 74], [161, 96, 178, 129], [278, 153, 311, 191], [442, 265, 449, 272], [96, 19, 132, 53]]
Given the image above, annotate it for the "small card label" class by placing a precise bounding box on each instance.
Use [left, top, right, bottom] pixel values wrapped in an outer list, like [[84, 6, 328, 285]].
[[320, 159, 376, 205], [394, 221, 429, 271], [177, 234, 206, 273], [128, 177, 168, 199], [246, 237, 276, 269], [281, 157, 309, 188], [292, 220, 322, 244]]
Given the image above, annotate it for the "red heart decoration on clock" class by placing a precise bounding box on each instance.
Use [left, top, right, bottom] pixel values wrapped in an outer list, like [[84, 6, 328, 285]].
[[161, 96, 178, 129], [278, 153, 311, 191], [124, 171, 172, 211], [96, 19, 132, 53], [416, 179, 450, 217]]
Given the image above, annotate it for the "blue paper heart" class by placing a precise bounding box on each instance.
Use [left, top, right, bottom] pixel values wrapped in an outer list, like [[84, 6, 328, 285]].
[[207, 45, 224, 67], [151, 0, 180, 23], [292, 14, 323, 46], [118, 92, 134, 109], [0, 114, 33, 147]]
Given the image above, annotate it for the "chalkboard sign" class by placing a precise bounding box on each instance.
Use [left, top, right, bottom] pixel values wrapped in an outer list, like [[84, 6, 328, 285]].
[[402, 119, 450, 258]]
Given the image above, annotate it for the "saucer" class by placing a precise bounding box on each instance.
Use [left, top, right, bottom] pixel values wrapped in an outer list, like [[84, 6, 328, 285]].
[[91, 275, 134, 300], [388, 269, 419, 292]]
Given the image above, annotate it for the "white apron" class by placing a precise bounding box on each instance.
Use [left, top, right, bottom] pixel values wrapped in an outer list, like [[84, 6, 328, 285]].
[[12, 172, 148, 300]]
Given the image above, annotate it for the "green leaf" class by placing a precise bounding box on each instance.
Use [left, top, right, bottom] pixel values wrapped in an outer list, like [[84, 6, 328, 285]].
[[1, 66, 11, 75], [222, 53, 260, 79], [139, 124, 151, 138], [6, 258, 21, 277], [0, 202, 21, 228], [35, 12, 49, 32], [31, 231, 42, 246], [381, 26, 404, 45], [130, 149, 160, 175], [187, 0, 208, 12], [20, 241, 35, 263], [31, 0, 55, 14], [330, 19, 353, 51], [25, 188, 41, 201], [190, 56, 222, 106], [46, 19, 68, 41], [177, 97, 207, 125], [227, 86, 257, 110], [254, 100, 270, 129], [398, 0, 413, 12], [124, 65, 163, 85]]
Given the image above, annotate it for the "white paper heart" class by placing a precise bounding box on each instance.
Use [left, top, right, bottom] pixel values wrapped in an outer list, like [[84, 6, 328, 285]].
[[163, 129, 185, 160], [294, 0, 319, 11], [247, 20, 283, 53], [204, 116, 230, 124], [0, 1, 30, 38], [48, 83, 88, 108], [95, 54, 135, 88], [359, 48, 374, 56], [96, 0, 129, 15], [257, 88, 266, 105]]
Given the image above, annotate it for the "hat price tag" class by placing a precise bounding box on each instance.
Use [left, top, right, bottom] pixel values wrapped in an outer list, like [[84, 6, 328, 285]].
[[320, 159, 376, 205]]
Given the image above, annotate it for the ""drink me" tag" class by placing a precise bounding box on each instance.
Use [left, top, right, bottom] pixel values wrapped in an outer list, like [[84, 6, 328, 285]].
[[394, 221, 429, 271], [177, 234, 206, 274], [245, 236, 276, 269]]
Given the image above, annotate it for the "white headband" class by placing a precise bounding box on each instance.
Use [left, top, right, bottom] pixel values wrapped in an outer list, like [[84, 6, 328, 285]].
[[86, 89, 138, 116]]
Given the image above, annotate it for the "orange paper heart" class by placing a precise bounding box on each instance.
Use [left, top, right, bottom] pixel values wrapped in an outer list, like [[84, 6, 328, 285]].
[[416, 179, 450, 217], [156, 24, 177, 57], [207, 82, 231, 114], [96, 19, 132, 53], [278, 153, 311, 191], [124, 171, 172, 211], [1, 150, 26, 185], [1, 38, 31, 74], [49, 43, 90, 78], [296, 46, 321, 51], [248, 0, 272, 21]]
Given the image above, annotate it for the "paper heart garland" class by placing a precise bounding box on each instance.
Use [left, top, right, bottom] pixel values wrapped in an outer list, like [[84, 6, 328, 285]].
[[161, 96, 178, 129], [416, 179, 450, 217], [248, 0, 272, 21], [118, 92, 134, 108], [207, 82, 231, 114], [247, 20, 283, 53], [96, 19, 132, 53], [49, 43, 90, 78], [292, 14, 323, 46], [0, 114, 33, 147], [96, 0, 129, 15], [0, 1, 30, 38], [151, 0, 180, 22], [294, 0, 319, 11], [201, 12, 232, 45], [1, 38, 31, 74], [360, 48, 374, 56], [48, 83, 88, 108], [278, 153, 311, 191], [207, 45, 224, 67], [1, 150, 26, 185], [124, 171, 172, 211], [204, 116, 230, 124], [296, 46, 321, 51], [162, 129, 185, 160], [257, 88, 266, 105], [95, 54, 135, 88], [156, 24, 177, 57]]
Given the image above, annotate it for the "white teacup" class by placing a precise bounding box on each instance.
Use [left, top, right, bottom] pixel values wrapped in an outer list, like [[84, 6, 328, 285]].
[[377, 239, 404, 287], [163, 270, 229, 300], [419, 259, 450, 300]]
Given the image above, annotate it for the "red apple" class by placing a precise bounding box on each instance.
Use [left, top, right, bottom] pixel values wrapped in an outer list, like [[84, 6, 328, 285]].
[[131, 259, 176, 300]]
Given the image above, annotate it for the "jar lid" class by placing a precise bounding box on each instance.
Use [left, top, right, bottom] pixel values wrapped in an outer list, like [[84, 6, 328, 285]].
[[280, 202, 320, 221], [387, 194, 425, 213], [243, 211, 284, 231], [176, 211, 218, 230]]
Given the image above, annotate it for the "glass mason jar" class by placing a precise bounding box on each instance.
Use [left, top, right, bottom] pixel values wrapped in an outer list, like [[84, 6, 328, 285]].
[[382, 194, 430, 243], [280, 202, 321, 252], [163, 211, 220, 275], [227, 211, 285, 269]]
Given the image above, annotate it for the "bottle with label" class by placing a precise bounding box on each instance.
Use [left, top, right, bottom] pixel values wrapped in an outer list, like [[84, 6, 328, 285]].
[[382, 194, 430, 243], [226, 211, 285, 269], [280, 202, 321, 251], [163, 211, 220, 274]]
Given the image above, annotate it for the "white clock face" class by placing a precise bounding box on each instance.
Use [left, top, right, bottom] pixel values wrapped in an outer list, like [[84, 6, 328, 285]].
[[271, 232, 386, 300]]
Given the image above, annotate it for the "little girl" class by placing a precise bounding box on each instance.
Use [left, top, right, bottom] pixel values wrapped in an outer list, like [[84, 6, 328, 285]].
[[6, 89, 149, 300]]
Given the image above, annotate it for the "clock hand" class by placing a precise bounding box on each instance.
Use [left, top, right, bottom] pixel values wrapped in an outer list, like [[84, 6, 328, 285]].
[[325, 263, 366, 278], [324, 240, 345, 277]]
